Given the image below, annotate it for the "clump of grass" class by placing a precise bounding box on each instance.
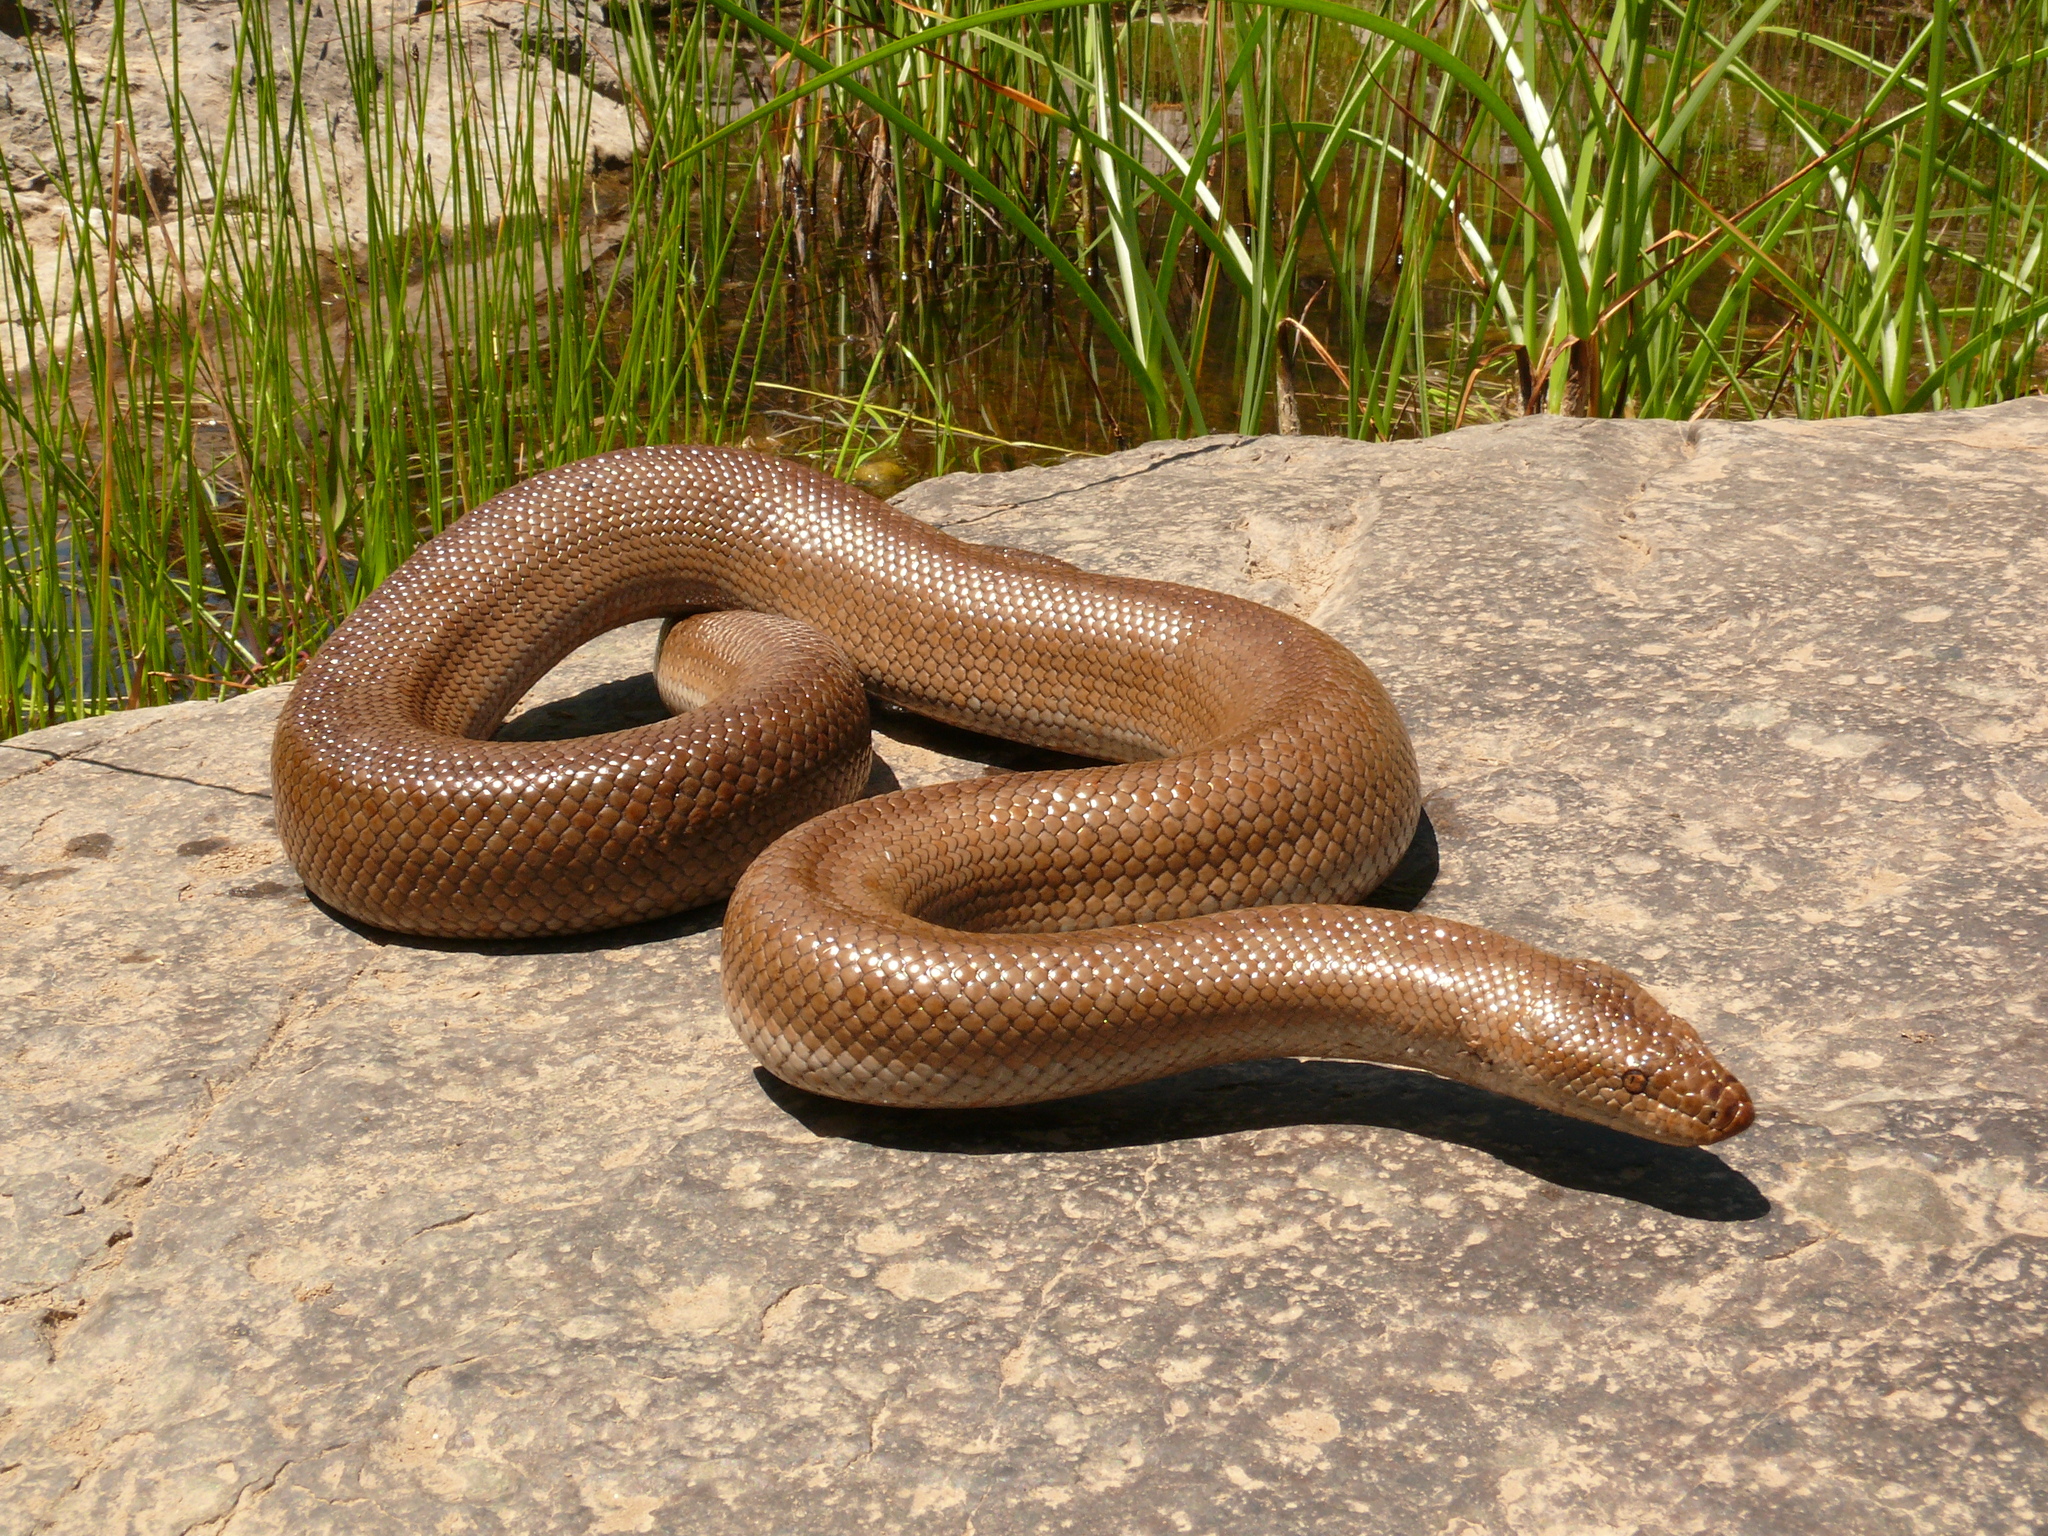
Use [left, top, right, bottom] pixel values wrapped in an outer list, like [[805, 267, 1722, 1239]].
[[0, 0, 1044, 736], [1, 0, 2043, 739], [0, 0, 634, 732], [709, 0, 2047, 434]]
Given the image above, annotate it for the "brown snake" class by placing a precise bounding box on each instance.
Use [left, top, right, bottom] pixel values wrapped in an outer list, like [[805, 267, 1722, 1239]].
[[273, 446, 1753, 1146]]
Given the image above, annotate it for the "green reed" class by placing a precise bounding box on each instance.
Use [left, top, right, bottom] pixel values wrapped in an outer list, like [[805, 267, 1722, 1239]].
[[1, 0, 2043, 738], [0, 0, 851, 733], [711, 0, 2046, 432]]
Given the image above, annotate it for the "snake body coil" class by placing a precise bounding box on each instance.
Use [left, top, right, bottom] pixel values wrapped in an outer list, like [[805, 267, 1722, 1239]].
[[273, 446, 1752, 1146]]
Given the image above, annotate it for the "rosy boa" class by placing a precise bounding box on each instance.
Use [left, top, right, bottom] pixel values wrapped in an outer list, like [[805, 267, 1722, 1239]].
[[273, 447, 1753, 1146]]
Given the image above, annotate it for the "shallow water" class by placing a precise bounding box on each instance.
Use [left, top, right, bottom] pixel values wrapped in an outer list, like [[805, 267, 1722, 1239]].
[[641, 0, 2037, 483]]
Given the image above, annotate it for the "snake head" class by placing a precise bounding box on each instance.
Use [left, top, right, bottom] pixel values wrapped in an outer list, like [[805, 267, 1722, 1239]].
[[1350, 917, 1755, 1147], [1508, 958, 1754, 1147]]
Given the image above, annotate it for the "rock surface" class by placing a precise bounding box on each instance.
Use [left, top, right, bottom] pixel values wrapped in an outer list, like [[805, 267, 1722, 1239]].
[[3, 403, 2046, 1535]]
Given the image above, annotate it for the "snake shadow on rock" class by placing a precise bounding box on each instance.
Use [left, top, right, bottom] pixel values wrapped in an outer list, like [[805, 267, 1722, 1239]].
[[307, 890, 730, 954], [758, 1063, 1768, 1223]]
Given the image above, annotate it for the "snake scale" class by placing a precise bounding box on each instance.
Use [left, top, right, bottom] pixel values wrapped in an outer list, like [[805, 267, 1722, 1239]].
[[273, 446, 1753, 1146]]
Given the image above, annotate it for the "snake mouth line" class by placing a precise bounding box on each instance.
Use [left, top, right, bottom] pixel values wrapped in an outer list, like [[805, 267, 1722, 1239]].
[[1618, 1074, 1756, 1146]]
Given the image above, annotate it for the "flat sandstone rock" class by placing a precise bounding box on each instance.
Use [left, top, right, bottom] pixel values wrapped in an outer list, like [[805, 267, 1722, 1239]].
[[2, 404, 2044, 1534]]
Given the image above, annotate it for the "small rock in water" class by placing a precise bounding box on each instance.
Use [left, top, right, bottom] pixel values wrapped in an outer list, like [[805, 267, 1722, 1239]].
[[848, 457, 911, 494]]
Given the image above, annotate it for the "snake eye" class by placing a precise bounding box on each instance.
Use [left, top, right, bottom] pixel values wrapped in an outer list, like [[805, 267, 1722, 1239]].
[[1621, 1069, 1649, 1095]]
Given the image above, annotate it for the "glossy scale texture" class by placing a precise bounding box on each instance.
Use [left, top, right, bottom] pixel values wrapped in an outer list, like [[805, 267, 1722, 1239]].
[[272, 446, 1753, 1146]]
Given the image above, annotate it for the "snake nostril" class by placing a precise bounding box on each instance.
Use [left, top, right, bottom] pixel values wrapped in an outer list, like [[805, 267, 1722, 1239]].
[[1699, 1082, 1755, 1140]]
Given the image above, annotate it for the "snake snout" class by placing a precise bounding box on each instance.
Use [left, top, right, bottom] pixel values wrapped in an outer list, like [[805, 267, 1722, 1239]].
[[1592, 1050, 1753, 1147], [1537, 963, 1755, 1146], [1621, 1034, 1754, 1147], [1699, 1077, 1755, 1142]]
